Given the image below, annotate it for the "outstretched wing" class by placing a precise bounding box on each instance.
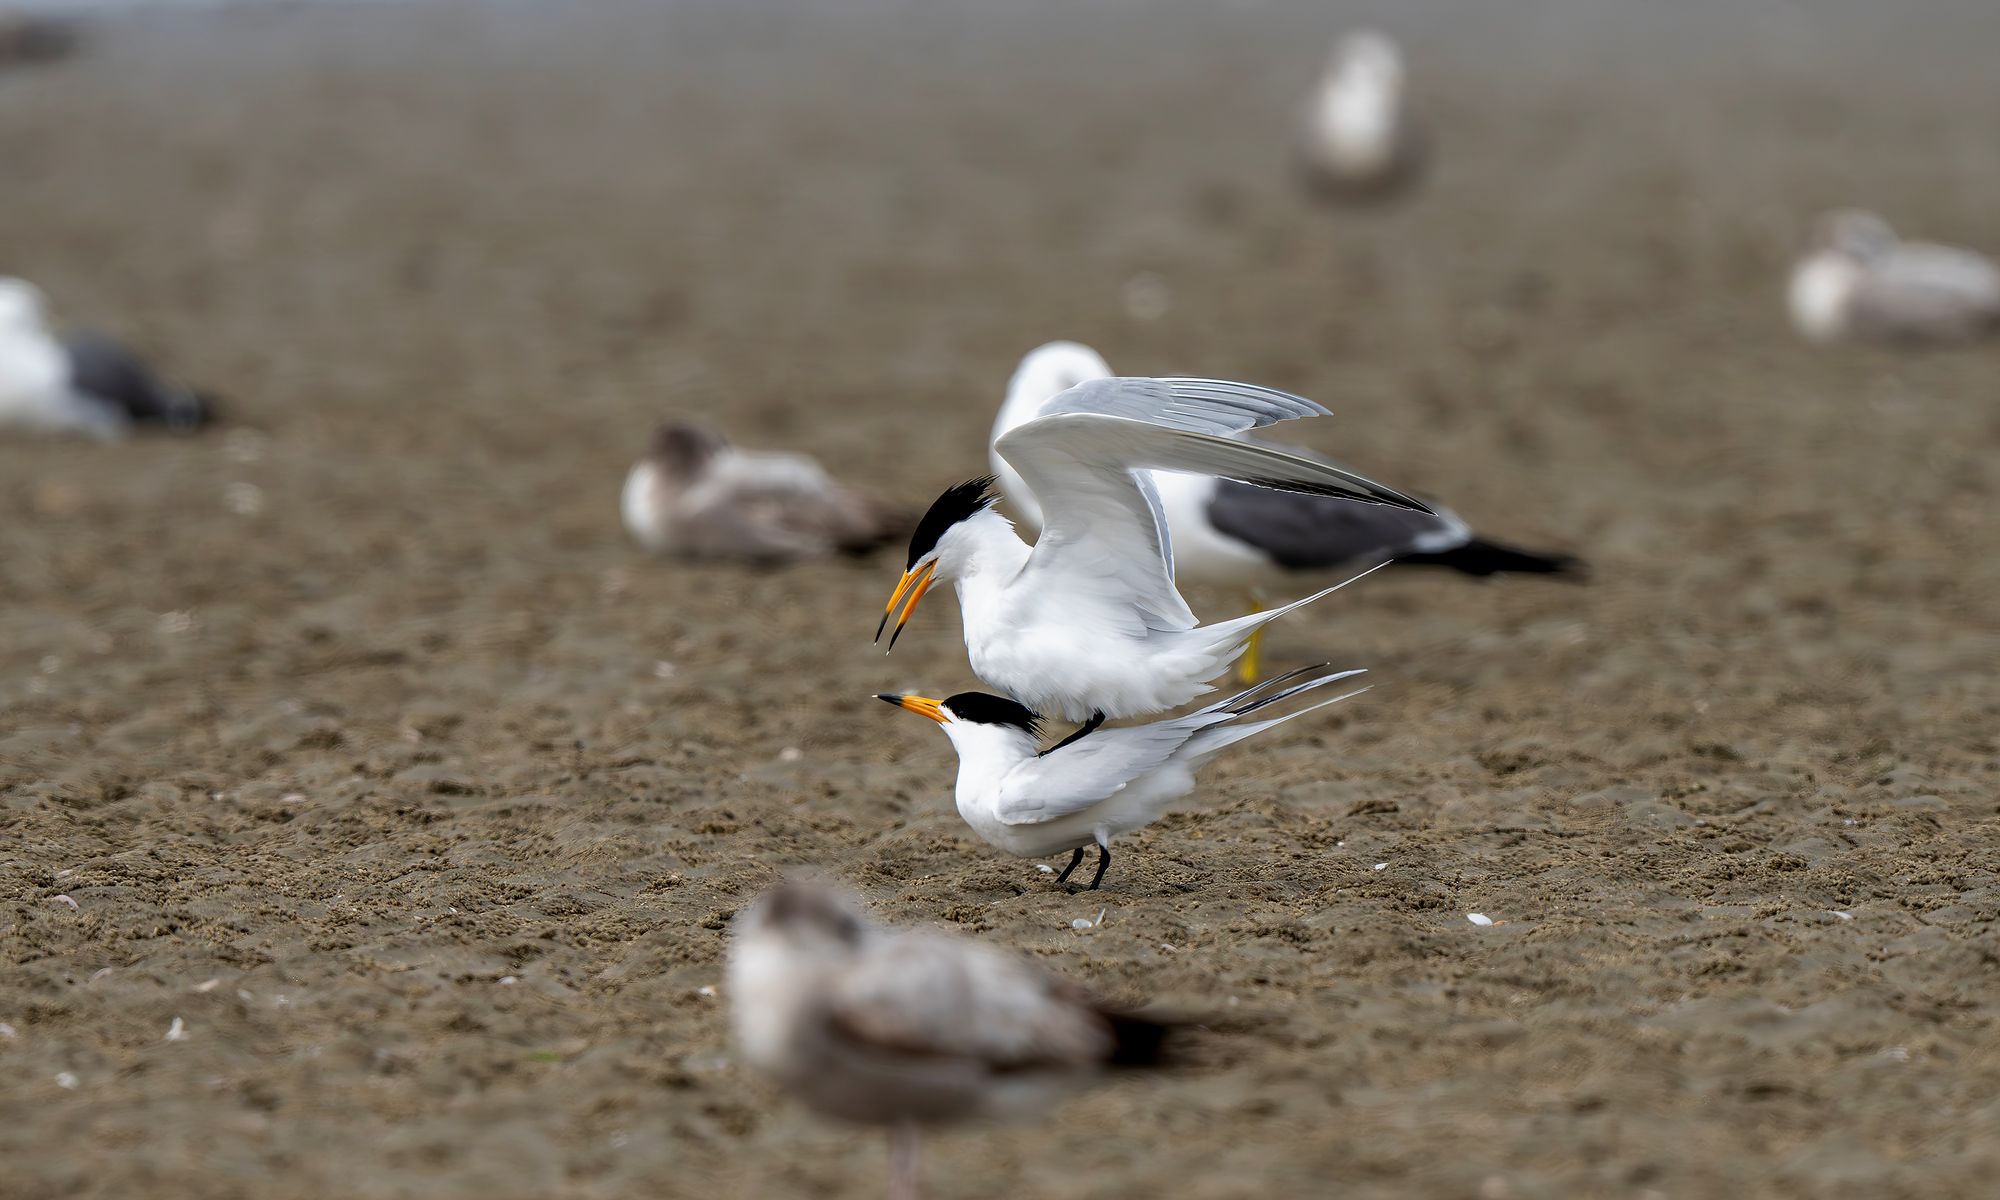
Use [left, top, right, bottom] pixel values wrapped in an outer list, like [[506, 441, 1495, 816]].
[[995, 378, 1429, 636]]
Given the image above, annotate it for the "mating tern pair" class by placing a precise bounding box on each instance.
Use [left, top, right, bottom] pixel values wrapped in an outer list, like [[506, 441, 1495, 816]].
[[879, 664, 1368, 891], [730, 879, 1183, 1200]]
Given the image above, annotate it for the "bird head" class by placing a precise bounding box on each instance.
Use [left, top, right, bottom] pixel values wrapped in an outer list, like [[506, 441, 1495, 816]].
[[0, 277, 53, 336], [874, 477, 1001, 649], [875, 691, 1043, 756]]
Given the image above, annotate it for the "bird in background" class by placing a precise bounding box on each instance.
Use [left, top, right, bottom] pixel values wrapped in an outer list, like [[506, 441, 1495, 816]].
[[622, 419, 910, 562], [729, 878, 1185, 1200], [1294, 29, 1426, 205], [992, 342, 1581, 681], [878, 663, 1368, 891], [1788, 209, 2000, 347], [0, 277, 218, 438], [878, 375, 1426, 743]]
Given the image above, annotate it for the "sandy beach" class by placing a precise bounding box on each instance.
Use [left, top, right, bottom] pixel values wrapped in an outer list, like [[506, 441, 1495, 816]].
[[2, 1, 1998, 1196]]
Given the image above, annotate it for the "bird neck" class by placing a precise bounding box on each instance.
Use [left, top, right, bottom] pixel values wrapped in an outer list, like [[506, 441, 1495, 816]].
[[943, 722, 1040, 792], [936, 509, 1031, 584]]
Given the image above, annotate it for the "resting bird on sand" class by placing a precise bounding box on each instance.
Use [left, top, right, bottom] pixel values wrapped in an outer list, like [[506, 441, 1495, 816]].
[[621, 419, 909, 562], [0, 277, 217, 438], [992, 343, 1581, 680], [729, 878, 1183, 1200], [1788, 210, 2000, 347], [1294, 29, 1426, 205]]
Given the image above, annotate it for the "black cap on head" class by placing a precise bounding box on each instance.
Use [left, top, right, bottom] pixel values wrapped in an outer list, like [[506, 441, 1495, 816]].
[[906, 477, 998, 569], [942, 692, 1041, 736]]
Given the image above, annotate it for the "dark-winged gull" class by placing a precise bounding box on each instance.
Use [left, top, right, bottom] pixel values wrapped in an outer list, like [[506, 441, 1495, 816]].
[[0, 278, 217, 438], [1788, 210, 2000, 347], [621, 419, 909, 562], [991, 343, 1581, 680], [728, 878, 1183, 1200]]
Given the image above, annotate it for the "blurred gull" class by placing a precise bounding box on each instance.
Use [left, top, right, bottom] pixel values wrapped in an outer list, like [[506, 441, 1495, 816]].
[[621, 419, 908, 562], [878, 376, 1426, 737], [992, 343, 1581, 680], [0, 278, 217, 438], [1788, 210, 2000, 347], [878, 664, 1368, 890], [729, 878, 1182, 1200], [1294, 30, 1426, 205]]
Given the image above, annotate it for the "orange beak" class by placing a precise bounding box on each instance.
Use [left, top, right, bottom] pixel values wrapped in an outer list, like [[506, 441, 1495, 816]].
[[874, 561, 937, 651], [875, 693, 948, 724]]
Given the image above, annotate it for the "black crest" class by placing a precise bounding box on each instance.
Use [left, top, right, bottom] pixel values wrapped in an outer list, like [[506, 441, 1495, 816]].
[[942, 692, 1042, 736], [906, 476, 998, 569]]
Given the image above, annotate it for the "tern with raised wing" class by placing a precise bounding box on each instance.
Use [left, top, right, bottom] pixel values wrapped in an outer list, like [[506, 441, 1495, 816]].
[[992, 343, 1581, 679], [878, 664, 1368, 890], [877, 374, 1426, 735], [729, 878, 1182, 1200]]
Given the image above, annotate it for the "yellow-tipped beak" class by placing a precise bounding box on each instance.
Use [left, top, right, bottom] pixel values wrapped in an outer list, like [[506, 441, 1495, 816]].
[[874, 561, 937, 651], [875, 693, 948, 724]]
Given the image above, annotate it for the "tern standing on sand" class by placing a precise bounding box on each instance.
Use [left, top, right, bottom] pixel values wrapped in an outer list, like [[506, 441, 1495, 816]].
[[877, 376, 1427, 738], [1788, 210, 2000, 347], [878, 664, 1368, 890], [729, 879, 1181, 1200]]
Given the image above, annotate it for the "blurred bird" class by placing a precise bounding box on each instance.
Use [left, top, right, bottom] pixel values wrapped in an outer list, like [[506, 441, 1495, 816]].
[[878, 664, 1368, 890], [992, 343, 1581, 681], [878, 377, 1425, 735], [622, 419, 909, 562], [729, 878, 1183, 1200], [1788, 210, 2000, 347], [1294, 30, 1426, 204], [0, 11, 78, 69], [0, 278, 218, 438]]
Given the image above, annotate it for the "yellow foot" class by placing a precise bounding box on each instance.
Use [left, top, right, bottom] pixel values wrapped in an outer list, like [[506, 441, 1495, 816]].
[[1237, 625, 1265, 685]]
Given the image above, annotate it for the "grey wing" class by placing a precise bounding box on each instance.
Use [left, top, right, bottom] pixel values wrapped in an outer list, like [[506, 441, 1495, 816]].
[[61, 331, 207, 429], [993, 715, 1213, 825], [829, 932, 1111, 1067], [1206, 476, 1469, 569], [997, 379, 1431, 636], [1854, 248, 2000, 340], [1035, 377, 1330, 435]]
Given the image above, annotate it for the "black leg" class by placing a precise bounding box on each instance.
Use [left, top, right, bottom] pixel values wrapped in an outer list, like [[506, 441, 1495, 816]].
[[1040, 711, 1106, 757], [1053, 847, 1087, 885], [1084, 843, 1111, 891]]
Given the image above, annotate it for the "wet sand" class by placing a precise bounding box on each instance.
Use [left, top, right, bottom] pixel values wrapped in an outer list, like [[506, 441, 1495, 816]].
[[2, 2, 1998, 1196]]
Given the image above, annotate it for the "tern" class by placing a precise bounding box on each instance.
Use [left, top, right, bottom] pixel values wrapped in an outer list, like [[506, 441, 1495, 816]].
[[1294, 30, 1426, 205], [878, 663, 1369, 890], [0, 277, 217, 438], [622, 419, 909, 562], [992, 343, 1580, 679], [729, 878, 1182, 1200], [1788, 210, 2000, 347], [877, 374, 1426, 735]]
